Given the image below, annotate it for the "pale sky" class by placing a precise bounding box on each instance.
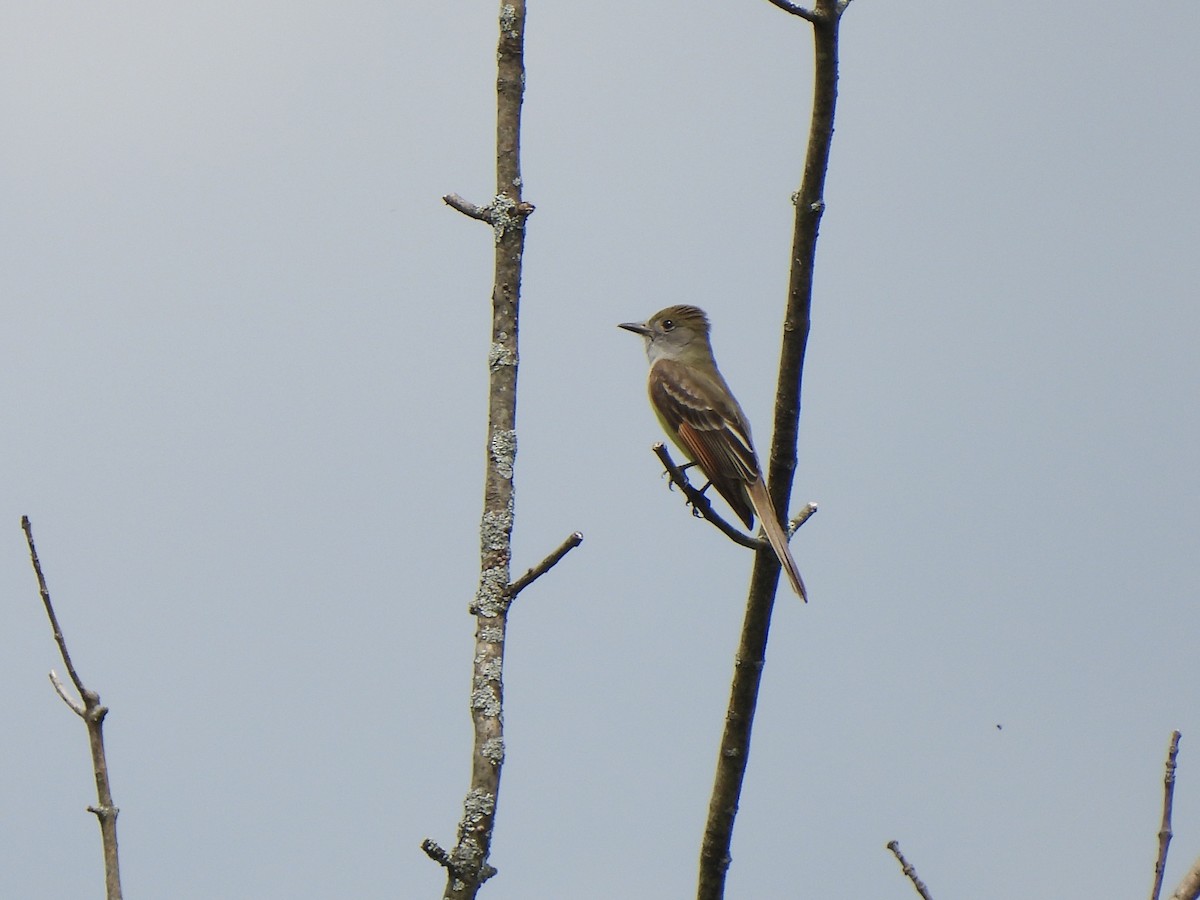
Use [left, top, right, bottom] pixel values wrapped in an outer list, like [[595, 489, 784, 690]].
[[3, 2, 1199, 898]]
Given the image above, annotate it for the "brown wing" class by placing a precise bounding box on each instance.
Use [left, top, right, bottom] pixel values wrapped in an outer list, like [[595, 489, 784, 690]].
[[649, 358, 760, 529]]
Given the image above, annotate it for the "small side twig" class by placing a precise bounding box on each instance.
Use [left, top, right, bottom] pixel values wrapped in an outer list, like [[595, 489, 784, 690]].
[[49, 669, 85, 715], [22, 516, 124, 900], [508, 532, 583, 599], [443, 193, 494, 222], [422, 838, 453, 869], [765, 0, 820, 22], [443, 193, 536, 228], [787, 502, 819, 537], [420, 839, 498, 884], [1153, 732, 1183, 900], [652, 443, 817, 551], [887, 841, 934, 900], [25, 517, 89, 702], [652, 443, 765, 551]]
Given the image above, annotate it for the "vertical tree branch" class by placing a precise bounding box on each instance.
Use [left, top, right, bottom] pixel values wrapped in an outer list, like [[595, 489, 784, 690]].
[[1152, 731, 1183, 900], [425, 3, 534, 898], [22, 516, 124, 900], [698, 2, 850, 897]]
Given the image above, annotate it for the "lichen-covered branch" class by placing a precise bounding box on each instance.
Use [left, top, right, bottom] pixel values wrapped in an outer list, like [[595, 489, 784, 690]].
[[424, 3, 582, 898], [437, 5, 527, 894], [22, 516, 124, 900], [697, 1, 850, 897]]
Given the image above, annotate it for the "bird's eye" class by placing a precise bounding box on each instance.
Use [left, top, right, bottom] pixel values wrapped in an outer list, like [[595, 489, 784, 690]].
[[661, 319, 674, 331]]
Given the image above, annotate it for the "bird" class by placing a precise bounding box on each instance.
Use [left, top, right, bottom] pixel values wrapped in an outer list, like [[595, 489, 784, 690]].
[[620, 304, 807, 600]]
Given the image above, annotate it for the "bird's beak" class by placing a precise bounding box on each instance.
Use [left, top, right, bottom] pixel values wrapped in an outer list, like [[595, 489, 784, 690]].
[[619, 321, 650, 336]]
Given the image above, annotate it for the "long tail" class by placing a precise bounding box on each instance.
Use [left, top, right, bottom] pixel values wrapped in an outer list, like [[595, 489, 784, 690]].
[[745, 479, 807, 602]]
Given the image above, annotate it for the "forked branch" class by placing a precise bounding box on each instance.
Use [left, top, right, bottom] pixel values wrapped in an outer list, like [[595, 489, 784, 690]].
[[21, 516, 124, 900]]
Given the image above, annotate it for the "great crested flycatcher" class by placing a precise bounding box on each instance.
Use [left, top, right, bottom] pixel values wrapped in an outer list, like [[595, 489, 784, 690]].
[[620, 304, 807, 601]]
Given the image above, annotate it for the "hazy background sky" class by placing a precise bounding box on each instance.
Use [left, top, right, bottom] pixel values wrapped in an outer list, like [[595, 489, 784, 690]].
[[3, 2, 1199, 897]]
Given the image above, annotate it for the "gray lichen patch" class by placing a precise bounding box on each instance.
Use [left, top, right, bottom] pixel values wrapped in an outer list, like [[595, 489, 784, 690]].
[[481, 737, 505, 765], [481, 506, 513, 551], [490, 429, 517, 479]]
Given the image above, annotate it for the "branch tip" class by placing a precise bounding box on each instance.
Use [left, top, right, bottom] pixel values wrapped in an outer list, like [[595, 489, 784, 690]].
[[443, 193, 493, 222], [421, 838, 453, 870], [1151, 730, 1183, 900], [787, 502, 819, 537], [508, 531, 584, 598], [887, 841, 934, 900], [49, 669, 85, 716], [765, 0, 819, 22]]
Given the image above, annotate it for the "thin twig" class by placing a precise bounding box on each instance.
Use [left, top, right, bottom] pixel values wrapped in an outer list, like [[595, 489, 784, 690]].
[[1153, 731, 1183, 900], [422, 838, 453, 869], [24, 516, 89, 701], [887, 841, 935, 900], [765, 0, 820, 22], [49, 669, 85, 716], [443, 193, 493, 222], [22, 516, 124, 900], [508, 532, 584, 598], [653, 443, 765, 551], [787, 502, 819, 537]]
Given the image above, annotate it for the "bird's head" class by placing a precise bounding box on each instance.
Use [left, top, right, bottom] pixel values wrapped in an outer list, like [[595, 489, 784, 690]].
[[619, 305, 712, 364]]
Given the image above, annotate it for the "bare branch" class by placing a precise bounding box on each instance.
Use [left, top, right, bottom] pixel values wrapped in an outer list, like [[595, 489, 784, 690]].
[[443, 193, 535, 231], [887, 841, 935, 900], [765, 0, 820, 22], [422, 838, 453, 870], [698, 0, 850, 893], [443, 193, 493, 222], [787, 502, 819, 537], [23, 516, 88, 700], [653, 444, 816, 555], [431, 2, 546, 897], [652, 443, 765, 551], [49, 669, 85, 716], [22, 516, 124, 900], [1153, 731, 1183, 900], [508, 532, 583, 598]]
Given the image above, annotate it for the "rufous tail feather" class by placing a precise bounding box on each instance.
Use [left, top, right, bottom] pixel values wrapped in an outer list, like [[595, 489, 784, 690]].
[[746, 479, 807, 601]]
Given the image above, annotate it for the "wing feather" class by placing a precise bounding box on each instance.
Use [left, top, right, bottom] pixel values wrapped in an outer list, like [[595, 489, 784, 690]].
[[649, 358, 760, 528]]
